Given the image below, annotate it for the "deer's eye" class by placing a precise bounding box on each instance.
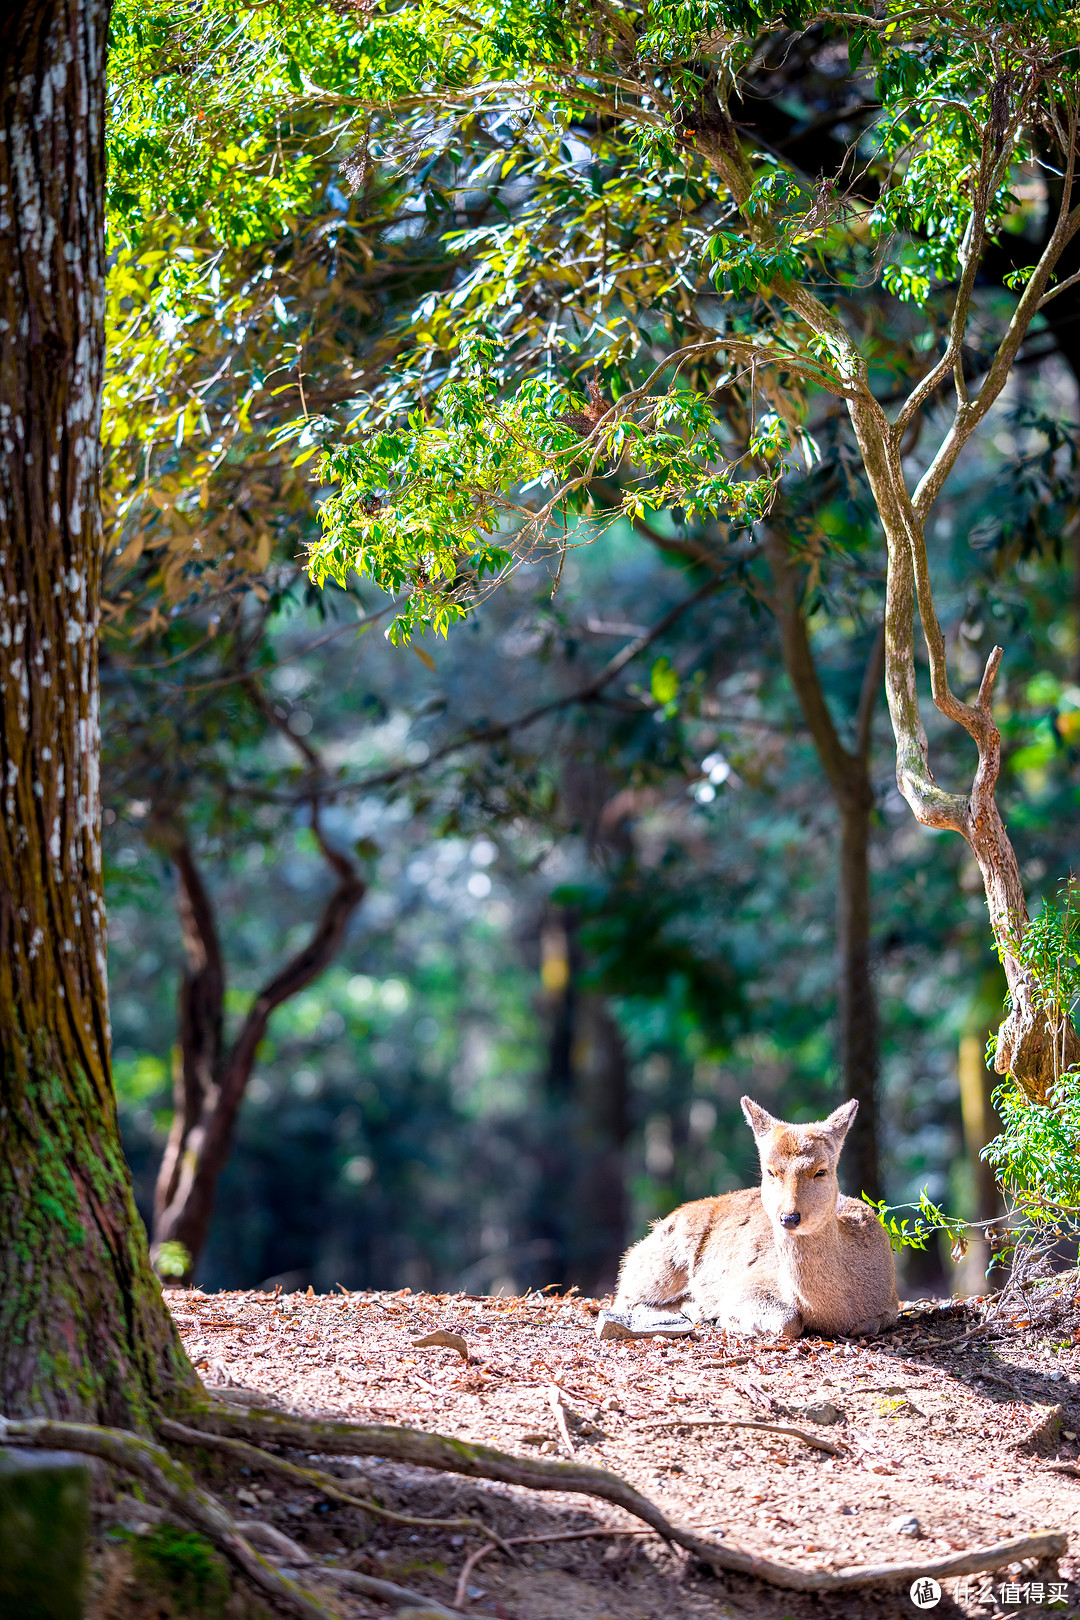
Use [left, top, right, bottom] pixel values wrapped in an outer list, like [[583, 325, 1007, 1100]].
[[813, 1169, 827, 1178], [767, 1169, 779, 1179]]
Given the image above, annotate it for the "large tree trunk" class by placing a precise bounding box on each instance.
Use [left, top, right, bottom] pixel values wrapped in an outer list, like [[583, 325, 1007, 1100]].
[[151, 821, 365, 1279], [0, 0, 193, 1422]]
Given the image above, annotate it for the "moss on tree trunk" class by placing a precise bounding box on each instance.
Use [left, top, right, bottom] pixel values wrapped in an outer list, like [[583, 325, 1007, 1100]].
[[0, 0, 195, 1423]]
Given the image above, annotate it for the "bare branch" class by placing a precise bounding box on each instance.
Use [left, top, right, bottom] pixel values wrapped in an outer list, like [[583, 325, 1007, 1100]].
[[292, 574, 726, 806], [763, 527, 857, 795], [1039, 266, 1080, 308], [894, 71, 1040, 440], [976, 645, 1004, 712], [855, 621, 886, 762], [913, 181, 1080, 519]]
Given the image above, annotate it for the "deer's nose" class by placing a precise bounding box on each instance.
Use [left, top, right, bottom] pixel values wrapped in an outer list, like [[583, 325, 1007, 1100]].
[[779, 1212, 801, 1229]]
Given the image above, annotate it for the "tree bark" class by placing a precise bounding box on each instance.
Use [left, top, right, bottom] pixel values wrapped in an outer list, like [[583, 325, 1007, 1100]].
[[765, 530, 884, 1198], [0, 0, 194, 1422], [150, 820, 365, 1278]]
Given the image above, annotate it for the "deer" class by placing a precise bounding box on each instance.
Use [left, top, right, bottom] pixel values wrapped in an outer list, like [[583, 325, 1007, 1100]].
[[613, 1096, 898, 1339]]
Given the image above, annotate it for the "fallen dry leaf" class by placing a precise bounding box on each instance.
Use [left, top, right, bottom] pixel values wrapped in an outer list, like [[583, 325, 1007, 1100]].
[[413, 1330, 470, 1362]]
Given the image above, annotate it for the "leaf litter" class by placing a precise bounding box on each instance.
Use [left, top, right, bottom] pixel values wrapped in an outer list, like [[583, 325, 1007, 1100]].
[[144, 1285, 1080, 1619]]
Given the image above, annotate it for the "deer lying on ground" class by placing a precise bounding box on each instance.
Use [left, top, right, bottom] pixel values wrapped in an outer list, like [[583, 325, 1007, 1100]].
[[614, 1097, 898, 1339]]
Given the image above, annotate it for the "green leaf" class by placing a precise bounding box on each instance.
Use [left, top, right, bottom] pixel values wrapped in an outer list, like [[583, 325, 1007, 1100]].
[[650, 656, 679, 706]]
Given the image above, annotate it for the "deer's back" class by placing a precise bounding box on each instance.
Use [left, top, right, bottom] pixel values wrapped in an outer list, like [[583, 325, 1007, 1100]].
[[662, 1186, 779, 1287]]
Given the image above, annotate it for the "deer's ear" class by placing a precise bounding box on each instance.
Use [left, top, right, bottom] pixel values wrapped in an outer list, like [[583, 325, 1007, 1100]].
[[741, 1097, 780, 1139], [823, 1098, 858, 1143]]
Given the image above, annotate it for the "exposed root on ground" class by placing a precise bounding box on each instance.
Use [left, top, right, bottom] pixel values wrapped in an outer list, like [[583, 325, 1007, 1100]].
[[0, 1416, 336, 1620], [160, 1415, 520, 1554], [313, 1567, 460, 1616], [2, 1399, 1070, 1613], [175, 1399, 1069, 1594]]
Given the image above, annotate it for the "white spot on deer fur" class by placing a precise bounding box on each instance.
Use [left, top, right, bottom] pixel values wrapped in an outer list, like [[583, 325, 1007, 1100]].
[[28, 928, 43, 961], [65, 621, 82, 643], [49, 818, 61, 860]]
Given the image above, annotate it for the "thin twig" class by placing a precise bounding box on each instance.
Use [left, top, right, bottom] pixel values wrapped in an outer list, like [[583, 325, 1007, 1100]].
[[261, 574, 726, 807], [454, 1542, 495, 1609], [454, 1527, 660, 1609], [547, 1383, 576, 1458], [903, 1322, 993, 1352], [631, 1416, 846, 1457]]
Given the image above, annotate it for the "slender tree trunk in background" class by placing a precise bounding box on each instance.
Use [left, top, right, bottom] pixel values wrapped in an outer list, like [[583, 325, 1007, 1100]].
[[533, 908, 578, 1287], [837, 793, 880, 1199], [533, 908, 628, 1292], [150, 820, 365, 1280], [568, 998, 629, 1294], [766, 530, 884, 1200], [0, 0, 193, 1421], [957, 1031, 1002, 1292]]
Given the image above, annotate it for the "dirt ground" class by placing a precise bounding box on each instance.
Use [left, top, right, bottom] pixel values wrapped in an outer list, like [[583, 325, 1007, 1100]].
[[119, 1286, 1080, 1618]]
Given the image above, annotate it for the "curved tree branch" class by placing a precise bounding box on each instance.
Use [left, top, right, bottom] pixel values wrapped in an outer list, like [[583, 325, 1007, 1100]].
[[153, 827, 366, 1270]]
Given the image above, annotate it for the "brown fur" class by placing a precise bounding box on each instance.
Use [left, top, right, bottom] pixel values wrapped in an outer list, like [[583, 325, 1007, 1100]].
[[614, 1096, 898, 1338]]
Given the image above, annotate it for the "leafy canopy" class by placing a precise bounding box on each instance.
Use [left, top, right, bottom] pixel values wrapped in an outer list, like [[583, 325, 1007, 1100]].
[[106, 1, 1080, 646], [289, 0, 1080, 638]]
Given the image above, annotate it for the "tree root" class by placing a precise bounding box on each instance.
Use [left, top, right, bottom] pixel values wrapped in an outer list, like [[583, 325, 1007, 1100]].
[[0, 1416, 338, 1620], [160, 1415, 518, 1555], [314, 1567, 460, 1614], [183, 1402, 1068, 1592]]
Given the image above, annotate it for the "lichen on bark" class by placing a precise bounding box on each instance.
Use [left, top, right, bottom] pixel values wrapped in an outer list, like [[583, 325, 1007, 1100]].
[[0, 0, 195, 1424]]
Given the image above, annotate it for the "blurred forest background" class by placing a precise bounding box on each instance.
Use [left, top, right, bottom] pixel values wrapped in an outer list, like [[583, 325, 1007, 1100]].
[[101, 8, 1080, 1302]]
